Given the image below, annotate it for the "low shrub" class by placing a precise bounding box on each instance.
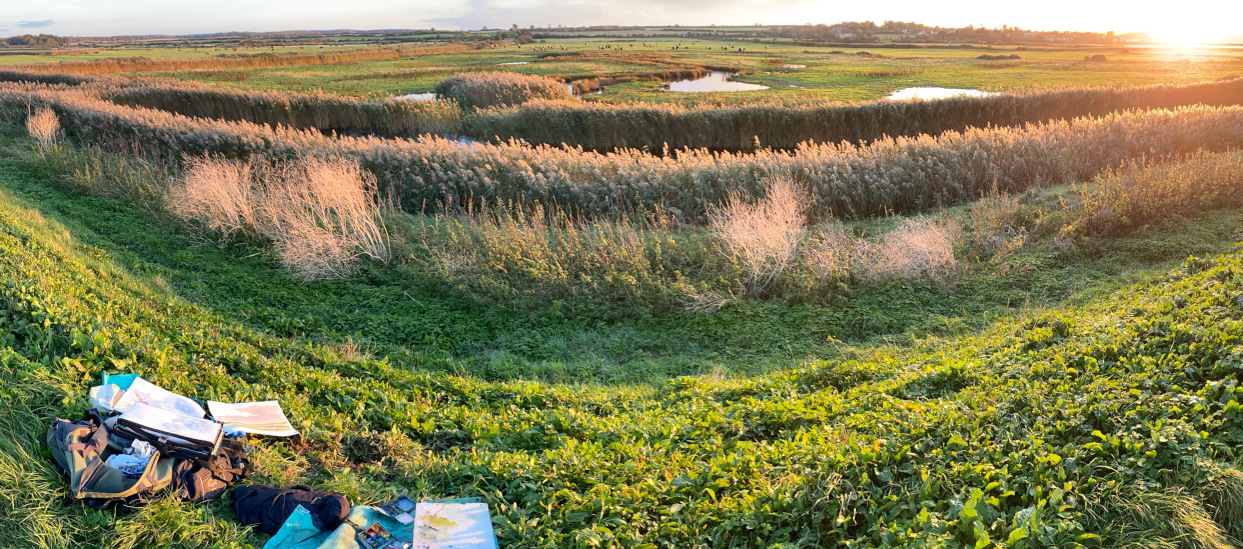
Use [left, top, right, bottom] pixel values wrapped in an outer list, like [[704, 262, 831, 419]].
[[418, 203, 708, 314], [170, 155, 390, 280], [434, 72, 571, 110], [1070, 151, 1243, 236], [803, 221, 856, 281], [708, 176, 808, 297], [857, 217, 962, 287], [25, 107, 58, 152], [968, 186, 1024, 257]]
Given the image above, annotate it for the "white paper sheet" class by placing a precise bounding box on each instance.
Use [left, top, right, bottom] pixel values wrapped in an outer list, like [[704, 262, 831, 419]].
[[111, 377, 206, 418], [207, 400, 299, 437], [411, 502, 497, 549]]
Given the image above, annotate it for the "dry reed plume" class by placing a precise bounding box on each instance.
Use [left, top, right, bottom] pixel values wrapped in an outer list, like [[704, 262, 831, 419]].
[[168, 156, 254, 238], [857, 218, 961, 287], [26, 107, 59, 152], [709, 176, 808, 296], [170, 155, 390, 280]]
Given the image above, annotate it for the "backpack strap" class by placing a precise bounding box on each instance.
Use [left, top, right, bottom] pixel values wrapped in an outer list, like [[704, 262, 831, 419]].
[[50, 422, 101, 453]]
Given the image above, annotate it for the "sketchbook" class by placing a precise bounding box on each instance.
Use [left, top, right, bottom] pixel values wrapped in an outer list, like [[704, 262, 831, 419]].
[[411, 501, 497, 549], [111, 377, 207, 418], [207, 400, 299, 437], [115, 402, 223, 449]]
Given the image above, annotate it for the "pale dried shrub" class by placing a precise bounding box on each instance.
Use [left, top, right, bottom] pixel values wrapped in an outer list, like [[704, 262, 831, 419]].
[[858, 218, 961, 287], [969, 185, 1025, 257], [804, 220, 856, 280], [709, 176, 808, 296], [682, 289, 731, 315], [168, 155, 255, 239], [26, 107, 59, 151], [171, 155, 389, 281], [253, 158, 391, 279]]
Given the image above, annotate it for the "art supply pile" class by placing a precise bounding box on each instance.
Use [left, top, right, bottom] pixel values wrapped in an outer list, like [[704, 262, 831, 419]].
[[48, 372, 498, 549]]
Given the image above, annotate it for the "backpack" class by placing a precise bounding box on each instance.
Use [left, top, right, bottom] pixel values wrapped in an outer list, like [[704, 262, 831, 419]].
[[231, 484, 351, 534], [46, 415, 177, 510], [171, 437, 251, 503]]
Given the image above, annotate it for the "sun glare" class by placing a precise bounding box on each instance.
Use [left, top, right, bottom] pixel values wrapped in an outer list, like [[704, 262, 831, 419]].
[[1147, 16, 1235, 45]]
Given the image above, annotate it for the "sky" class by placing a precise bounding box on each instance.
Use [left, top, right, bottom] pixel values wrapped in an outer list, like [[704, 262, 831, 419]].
[[2, 0, 1240, 43]]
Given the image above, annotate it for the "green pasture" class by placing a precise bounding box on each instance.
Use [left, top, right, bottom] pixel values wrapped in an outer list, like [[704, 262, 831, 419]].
[[4, 36, 1239, 103]]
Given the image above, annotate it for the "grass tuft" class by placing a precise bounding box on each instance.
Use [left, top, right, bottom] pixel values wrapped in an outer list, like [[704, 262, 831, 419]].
[[26, 107, 59, 153], [709, 176, 808, 297]]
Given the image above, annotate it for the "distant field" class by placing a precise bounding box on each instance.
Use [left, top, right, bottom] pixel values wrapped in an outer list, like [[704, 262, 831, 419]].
[[0, 44, 363, 63], [5, 38, 1239, 103]]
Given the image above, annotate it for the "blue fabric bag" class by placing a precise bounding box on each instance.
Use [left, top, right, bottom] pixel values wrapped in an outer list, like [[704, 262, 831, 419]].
[[264, 504, 414, 549]]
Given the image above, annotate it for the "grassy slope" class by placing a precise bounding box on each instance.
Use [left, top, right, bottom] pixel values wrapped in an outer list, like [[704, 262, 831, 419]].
[[4, 134, 1243, 547]]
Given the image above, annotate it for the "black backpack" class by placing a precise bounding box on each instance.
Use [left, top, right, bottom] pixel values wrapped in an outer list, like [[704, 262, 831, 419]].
[[231, 484, 351, 534]]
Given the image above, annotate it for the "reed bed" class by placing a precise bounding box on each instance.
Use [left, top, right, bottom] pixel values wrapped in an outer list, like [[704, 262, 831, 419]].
[[1071, 151, 1243, 236], [7, 43, 475, 75], [104, 84, 463, 137], [57, 74, 1243, 153], [434, 72, 571, 110], [6, 82, 1243, 224], [0, 69, 95, 86], [467, 78, 1243, 152]]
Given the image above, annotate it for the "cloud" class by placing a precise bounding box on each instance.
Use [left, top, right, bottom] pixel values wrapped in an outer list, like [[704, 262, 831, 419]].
[[16, 19, 54, 29]]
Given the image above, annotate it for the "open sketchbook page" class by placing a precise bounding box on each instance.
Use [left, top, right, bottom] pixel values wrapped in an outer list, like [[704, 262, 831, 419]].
[[112, 377, 206, 418], [207, 400, 299, 437], [411, 502, 497, 549]]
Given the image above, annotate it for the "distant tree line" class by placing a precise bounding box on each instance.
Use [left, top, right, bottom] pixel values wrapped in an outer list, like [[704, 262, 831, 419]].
[[1, 34, 73, 47], [765, 22, 1134, 45]]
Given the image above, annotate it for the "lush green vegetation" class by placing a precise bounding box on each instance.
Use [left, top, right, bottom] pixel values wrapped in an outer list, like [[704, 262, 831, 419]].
[[5, 92, 1243, 545], [4, 27, 1243, 548]]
